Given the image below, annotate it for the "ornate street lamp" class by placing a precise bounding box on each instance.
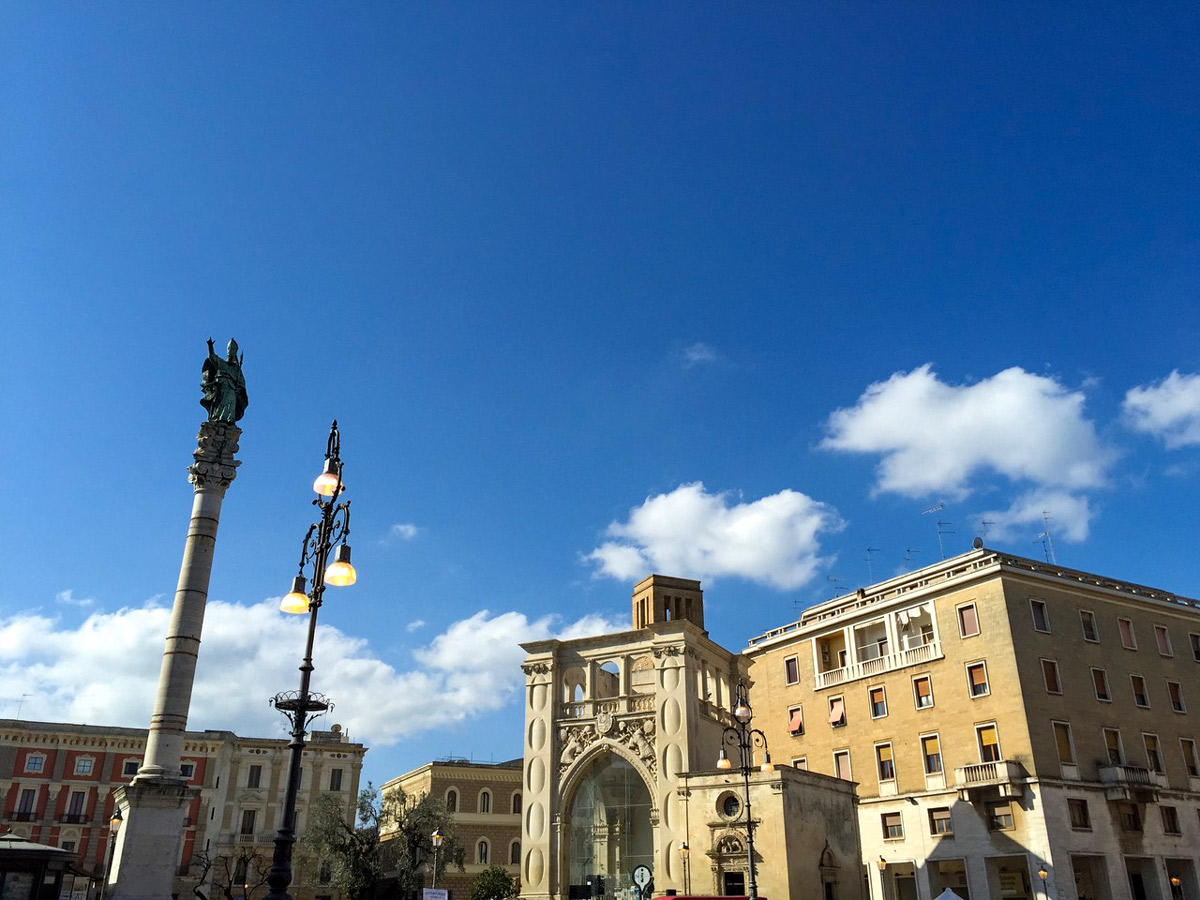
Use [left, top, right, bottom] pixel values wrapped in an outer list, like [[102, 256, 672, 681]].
[[716, 680, 772, 900], [1037, 867, 1048, 897], [99, 809, 122, 900], [264, 422, 357, 900], [1170, 876, 1182, 900], [430, 829, 444, 889], [679, 842, 690, 895]]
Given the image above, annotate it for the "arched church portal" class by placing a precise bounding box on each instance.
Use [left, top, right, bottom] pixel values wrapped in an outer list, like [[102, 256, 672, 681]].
[[564, 751, 654, 900]]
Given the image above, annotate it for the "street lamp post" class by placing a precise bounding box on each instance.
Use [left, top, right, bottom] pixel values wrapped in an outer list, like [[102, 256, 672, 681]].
[[99, 810, 122, 900], [716, 680, 773, 900], [1037, 867, 1048, 898], [1170, 876, 1182, 900], [430, 829, 444, 889], [678, 842, 690, 895], [264, 421, 358, 900]]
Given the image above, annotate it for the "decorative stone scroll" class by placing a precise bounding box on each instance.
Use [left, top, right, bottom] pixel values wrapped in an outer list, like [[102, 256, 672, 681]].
[[522, 662, 551, 676], [651, 645, 683, 659], [188, 422, 242, 490]]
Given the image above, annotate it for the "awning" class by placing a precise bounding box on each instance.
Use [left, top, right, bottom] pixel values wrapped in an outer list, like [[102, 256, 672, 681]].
[[828, 697, 845, 725]]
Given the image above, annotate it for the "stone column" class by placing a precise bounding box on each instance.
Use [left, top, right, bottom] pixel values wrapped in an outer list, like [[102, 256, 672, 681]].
[[109, 421, 242, 900]]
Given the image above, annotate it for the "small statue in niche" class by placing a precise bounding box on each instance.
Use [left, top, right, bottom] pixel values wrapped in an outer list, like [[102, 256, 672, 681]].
[[200, 338, 248, 423]]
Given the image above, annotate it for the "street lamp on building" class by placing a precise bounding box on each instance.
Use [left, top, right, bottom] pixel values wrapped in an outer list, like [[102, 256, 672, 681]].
[[1037, 867, 1048, 897], [264, 422, 357, 900], [679, 842, 690, 895], [716, 680, 772, 900], [430, 828, 444, 889], [1170, 876, 1182, 900], [99, 809, 122, 900]]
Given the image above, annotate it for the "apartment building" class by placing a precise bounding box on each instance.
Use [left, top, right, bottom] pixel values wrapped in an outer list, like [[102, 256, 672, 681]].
[[380, 758, 523, 897], [745, 543, 1200, 900], [0, 719, 365, 900]]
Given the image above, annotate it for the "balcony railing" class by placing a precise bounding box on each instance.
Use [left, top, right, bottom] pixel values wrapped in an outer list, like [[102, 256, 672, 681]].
[[560, 694, 655, 718], [60, 814, 87, 824], [954, 759, 1024, 799], [815, 639, 942, 689], [1099, 764, 1160, 800], [11, 812, 36, 822]]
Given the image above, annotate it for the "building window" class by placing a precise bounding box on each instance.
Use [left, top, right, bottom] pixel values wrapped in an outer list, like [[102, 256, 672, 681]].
[[1117, 801, 1141, 831], [957, 603, 979, 638], [512, 792, 522, 815], [477, 839, 490, 865], [921, 734, 943, 774], [966, 662, 989, 698], [1190, 632, 1200, 662], [792, 757, 807, 770], [235, 858, 249, 883], [74, 757, 94, 776], [1180, 738, 1199, 777], [928, 807, 953, 835], [240, 809, 257, 835], [1161, 805, 1181, 835], [784, 656, 800, 685], [720, 793, 741, 819], [1079, 610, 1099, 642], [1167, 681, 1185, 713], [987, 801, 1014, 831], [912, 675, 933, 709], [318, 862, 332, 884], [881, 812, 904, 840], [828, 696, 846, 728], [446, 788, 458, 812], [66, 791, 86, 819], [1118, 617, 1137, 650], [833, 750, 852, 780], [247, 765, 262, 788], [1143, 733, 1164, 774], [17, 789, 36, 815], [875, 743, 895, 782], [1154, 624, 1173, 657], [479, 790, 492, 814], [326, 768, 341, 791], [869, 686, 887, 719], [510, 841, 521, 865], [1053, 721, 1076, 765], [1103, 728, 1125, 765], [1030, 599, 1050, 633], [787, 706, 804, 736], [1067, 798, 1091, 830], [1130, 674, 1149, 708], [977, 724, 1001, 763], [61, 841, 75, 853], [1041, 659, 1061, 694], [24, 754, 45, 774], [180, 763, 195, 779], [1091, 667, 1111, 702], [122, 760, 139, 777]]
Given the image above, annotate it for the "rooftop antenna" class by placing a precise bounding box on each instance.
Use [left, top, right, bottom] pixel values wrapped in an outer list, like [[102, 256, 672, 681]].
[[936, 521, 954, 560], [827, 574, 844, 598], [15, 693, 31, 718], [864, 546, 880, 583], [920, 502, 947, 557], [979, 519, 996, 540], [1038, 510, 1058, 564], [902, 548, 920, 566]]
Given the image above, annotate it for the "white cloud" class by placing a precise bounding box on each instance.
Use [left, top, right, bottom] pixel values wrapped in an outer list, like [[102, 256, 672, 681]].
[[55, 590, 93, 607], [975, 490, 1093, 545], [405, 619, 426, 633], [0, 600, 623, 749], [585, 482, 843, 590], [1123, 371, 1200, 449], [682, 342, 719, 367], [382, 523, 420, 544], [822, 365, 1114, 499]]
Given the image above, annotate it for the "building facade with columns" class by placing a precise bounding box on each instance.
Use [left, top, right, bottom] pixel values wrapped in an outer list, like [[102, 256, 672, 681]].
[[0, 719, 365, 900], [518, 575, 865, 900]]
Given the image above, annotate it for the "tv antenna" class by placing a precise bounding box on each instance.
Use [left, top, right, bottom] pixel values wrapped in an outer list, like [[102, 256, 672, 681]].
[[936, 521, 954, 559], [15, 693, 31, 718], [1037, 510, 1057, 564], [979, 519, 997, 541], [827, 574, 844, 597], [864, 546, 880, 583], [902, 547, 920, 566]]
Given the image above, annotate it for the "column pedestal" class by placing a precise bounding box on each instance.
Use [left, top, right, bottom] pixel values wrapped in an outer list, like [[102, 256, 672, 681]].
[[109, 781, 197, 900]]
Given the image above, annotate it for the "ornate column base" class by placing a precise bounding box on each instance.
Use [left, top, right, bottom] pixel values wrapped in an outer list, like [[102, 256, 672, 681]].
[[107, 781, 197, 900]]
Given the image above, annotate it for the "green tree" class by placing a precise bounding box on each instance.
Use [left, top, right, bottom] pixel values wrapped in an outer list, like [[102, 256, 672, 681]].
[[468, 866, 518, 900], [302, 784, 462, 900]]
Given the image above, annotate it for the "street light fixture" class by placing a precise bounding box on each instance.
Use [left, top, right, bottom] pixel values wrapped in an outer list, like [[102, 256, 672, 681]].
[[679, 842, 690, 895], [716, 680, 772, 900], [431, 828, 444, 889], [99, 809, 122, 900], [264, 422, 357, 900], [1170, 876, 1182, 900], [1038, 867, 1048, 896]]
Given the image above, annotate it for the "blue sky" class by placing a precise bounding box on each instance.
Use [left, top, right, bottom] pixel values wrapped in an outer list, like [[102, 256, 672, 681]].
[[2, 4, 1198, 790]]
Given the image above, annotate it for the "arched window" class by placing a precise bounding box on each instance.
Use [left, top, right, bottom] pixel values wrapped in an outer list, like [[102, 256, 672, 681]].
[[445, 788, 458, 813], [479, 789, 492, 813], [511, 792, 522, 814], [509, 841, 521, 865], [477, 839, 490, 865]]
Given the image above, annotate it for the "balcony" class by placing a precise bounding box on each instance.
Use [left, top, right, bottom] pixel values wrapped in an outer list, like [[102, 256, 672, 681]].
[[560, 694, 655, 719], [1099, 764, 1160, 801], [11, 812, 36, 822], [815, 638, 943, 689], [60, 814, 87, 824], [954, 760, 1025, 800]]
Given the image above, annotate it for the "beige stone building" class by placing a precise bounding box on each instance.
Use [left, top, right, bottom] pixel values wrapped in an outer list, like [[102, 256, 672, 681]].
[[381, 758, 523, 897], [518, 575, 864, 900], [745, 544, 1200, 900], [0, 719, 365, 900]]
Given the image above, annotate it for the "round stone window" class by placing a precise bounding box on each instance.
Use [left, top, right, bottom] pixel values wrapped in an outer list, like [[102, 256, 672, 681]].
[[719, 792, 741, 819]]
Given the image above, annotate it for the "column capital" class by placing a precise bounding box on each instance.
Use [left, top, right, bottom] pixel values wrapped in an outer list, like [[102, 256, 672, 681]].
[[188, 422, 242, 490]]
